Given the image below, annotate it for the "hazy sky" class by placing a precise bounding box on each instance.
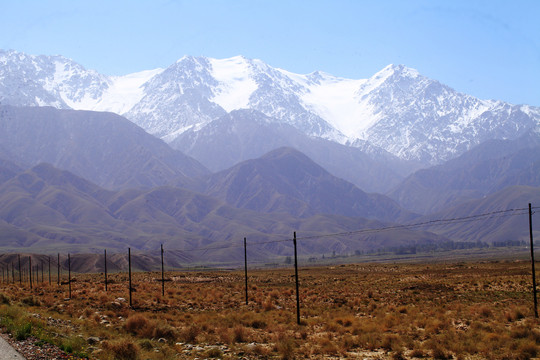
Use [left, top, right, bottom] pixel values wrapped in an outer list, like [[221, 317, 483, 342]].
[[1, 0, 538, 106]]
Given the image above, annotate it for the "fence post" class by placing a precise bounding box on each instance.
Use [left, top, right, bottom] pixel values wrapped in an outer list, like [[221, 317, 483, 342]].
[[529, 203, 538, 318], [104, 249, 108, 292], [12, 262, 14, 283], [41, 260, 44, 283], [244, 237, 248, 305], [18, 255, 21, 284], [57, 253, 60, 286], [48, 257, 51, 285], [68, 253, 71, 299], [128, 248, 132, 308], [161, 244, 165, 297], [29, 256, 32, 290], [293, 231, 301, 325]]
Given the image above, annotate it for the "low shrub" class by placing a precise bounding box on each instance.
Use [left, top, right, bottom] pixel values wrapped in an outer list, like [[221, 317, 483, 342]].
[[180, 324, 200, 343], [152, 322, 176, 341], [275, 332, 296, 360], [125, 314, 151, 335], [233, 325, 249, 343], [104, 339, 139, 360]]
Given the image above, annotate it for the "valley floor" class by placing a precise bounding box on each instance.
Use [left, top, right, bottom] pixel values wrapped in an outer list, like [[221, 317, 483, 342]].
[[0, 259, 539, 359]]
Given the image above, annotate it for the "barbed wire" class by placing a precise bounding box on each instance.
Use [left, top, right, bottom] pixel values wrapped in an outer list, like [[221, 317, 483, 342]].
[[156, 207, 532, 254], [4, 207, 532, 258]]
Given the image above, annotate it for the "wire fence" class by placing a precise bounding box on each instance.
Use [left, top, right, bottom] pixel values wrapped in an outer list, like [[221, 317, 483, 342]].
[[0, 204, 538, 319]]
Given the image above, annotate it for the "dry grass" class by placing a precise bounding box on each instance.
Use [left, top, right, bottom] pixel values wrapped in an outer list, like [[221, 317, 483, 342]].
[[0, 261, 539, 359]]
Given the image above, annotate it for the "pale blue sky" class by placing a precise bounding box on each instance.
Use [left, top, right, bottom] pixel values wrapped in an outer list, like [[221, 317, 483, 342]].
[[1, 0, 539, 106]]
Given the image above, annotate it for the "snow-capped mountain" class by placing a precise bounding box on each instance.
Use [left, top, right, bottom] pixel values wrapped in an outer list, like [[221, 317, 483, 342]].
[[1, 49, 539, 165], [0, 49, 109, 109]]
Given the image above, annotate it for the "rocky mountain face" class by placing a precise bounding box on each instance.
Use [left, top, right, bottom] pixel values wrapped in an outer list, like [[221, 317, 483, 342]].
[[0, 50, 109, 109], [2, 49, 539, 168]]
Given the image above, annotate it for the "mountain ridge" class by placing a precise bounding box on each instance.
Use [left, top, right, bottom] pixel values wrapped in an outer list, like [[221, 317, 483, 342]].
[[0, 105, 209, 190], [204, 146, 416, 222], [2, 49, 539, 166], [0, 161, 442, 261], [389, 131, 540, 214]]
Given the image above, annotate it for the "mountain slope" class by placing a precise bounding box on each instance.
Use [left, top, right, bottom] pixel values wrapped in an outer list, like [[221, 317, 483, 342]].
[[419, 186, 540, 244], [204, 147, 415, 222], [0, 105, 209, 189], [344, 65, 540, 164], [0, 157, 24, 185], [0, 163, 441, 260], [2, 49, 539, 166], [389, 132, 540, 214], [172, 109, 413, 193]]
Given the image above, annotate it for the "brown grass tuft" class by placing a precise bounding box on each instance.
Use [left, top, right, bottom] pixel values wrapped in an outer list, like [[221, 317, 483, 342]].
[[180, 324, 200, 344], [125, 314, 154, 338], [233, 324, 249, 343], [104, 339, 140, 360], [275, 331, 296, 360]]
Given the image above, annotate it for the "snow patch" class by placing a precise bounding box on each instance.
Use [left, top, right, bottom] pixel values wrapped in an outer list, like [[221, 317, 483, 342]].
[[209, 56, 258, 112], [66, 68, 163, 114], [94, 68, 163, 114], [301, 77, 379, 138]]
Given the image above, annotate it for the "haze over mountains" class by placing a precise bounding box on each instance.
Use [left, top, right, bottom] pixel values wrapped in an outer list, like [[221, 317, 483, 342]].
[[0, 49, 539, 264], [2, 49, 539, 167]]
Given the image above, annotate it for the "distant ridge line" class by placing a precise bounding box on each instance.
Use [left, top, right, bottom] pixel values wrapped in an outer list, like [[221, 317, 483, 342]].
[[129, 206, 533, 254]]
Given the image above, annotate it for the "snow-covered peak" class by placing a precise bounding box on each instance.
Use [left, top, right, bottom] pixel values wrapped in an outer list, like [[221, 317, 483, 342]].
[[376, 64, 420, 78], [2, 49, 540, 166]]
